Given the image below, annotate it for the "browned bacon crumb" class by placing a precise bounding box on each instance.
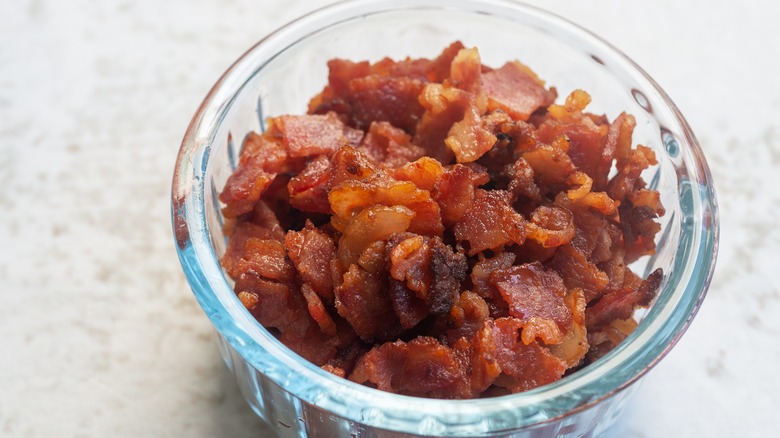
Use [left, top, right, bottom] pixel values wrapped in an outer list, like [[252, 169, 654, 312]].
[[219, 42, 664, 398]]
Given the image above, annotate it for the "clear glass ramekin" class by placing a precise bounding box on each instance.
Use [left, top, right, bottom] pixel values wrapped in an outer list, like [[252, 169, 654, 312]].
[[171, 0, 719, 436]]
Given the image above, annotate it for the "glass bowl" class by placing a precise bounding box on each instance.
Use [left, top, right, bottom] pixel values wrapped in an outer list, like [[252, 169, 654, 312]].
[[171, 0, 719, 436]]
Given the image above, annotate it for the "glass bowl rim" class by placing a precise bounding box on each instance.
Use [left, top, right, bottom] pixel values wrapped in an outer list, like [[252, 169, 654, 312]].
[[171, 0, 719, 433]]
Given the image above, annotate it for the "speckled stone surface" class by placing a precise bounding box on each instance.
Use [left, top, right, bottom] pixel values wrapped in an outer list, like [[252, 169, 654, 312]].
[[1, 1, 777, 436]]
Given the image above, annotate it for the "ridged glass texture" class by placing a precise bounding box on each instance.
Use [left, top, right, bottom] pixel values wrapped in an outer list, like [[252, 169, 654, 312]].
[[171, 0, 719, 436]]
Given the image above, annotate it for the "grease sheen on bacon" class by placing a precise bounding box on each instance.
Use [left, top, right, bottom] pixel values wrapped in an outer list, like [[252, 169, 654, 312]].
[[218, 42, 665, 398]]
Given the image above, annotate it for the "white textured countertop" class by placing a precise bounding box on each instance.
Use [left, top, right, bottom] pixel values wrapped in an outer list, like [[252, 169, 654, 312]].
[[1, 1, 777, 436]]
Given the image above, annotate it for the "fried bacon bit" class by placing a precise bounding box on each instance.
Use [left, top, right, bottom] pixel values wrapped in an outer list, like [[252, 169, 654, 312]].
[[452, 189, 522, 256], [549, 288, 589, 367], [525, 204, 576, 248], [537, 90, 609, 180], [393, 156, 445, 191], [389, 280, 428, 330], [433, 164, 489, 226], [335, 264, 402, 342], [219, 157, 276, 218], [234, 238, 295, 283], [414, 83, 471, 162], [346, 76, 428, 134], [586, 268, 663, 330], [445, 291, 491, 343], [489, 318, 566, 392], [285, 221, 336, 301], [301, 283, 338, 336], [620, 188, 665, 262], [235, 271, 311, 339], [328, 170, 444, 237], [222, 220, 282, 279], [481, 61, 556, 121], [586, 316, 638, 364], [471, 251, 516, 301], [387, 233, 467, 316], [596, 112, 636, 190], [321, 364, 346, 378], [335, 205, 415, 271], [522, 141, 577, 194], [219, 42, 666, 399], [349, 337, 469, 399], [271, 112, 349, 158], [548, 243, 610, 297], [237, 132, 287, 169], [608, 145, 657, 202], [448, 47, 483, 94], [358, 121, 425, 169], [287, 155, 333, 214], [507, 157, 542, 203], [489, 262, 572, 331], [446, 101, 497, 163]]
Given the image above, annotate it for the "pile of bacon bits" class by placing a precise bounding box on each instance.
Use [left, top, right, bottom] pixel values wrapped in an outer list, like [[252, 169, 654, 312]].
[[218, 41, 665, 399]]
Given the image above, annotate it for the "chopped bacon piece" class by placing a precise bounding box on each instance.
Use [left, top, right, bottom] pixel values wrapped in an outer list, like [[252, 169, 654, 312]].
[[489, 262, 572, 331], [247, 200, 286, 241], [489, 318, 566, 392], [586, 268, 663, 330], [219, 156, 276, 218], [326, 59, 371, 96], [482, 61, 556, 121], [537, 90, 609, 179], [470, 251, 515, 301], [234, 238, 295, 283], [349, 337, 469, 399], [608, 145, 657, 202], [354, 241, 386, 276], [414, 83, 471, 162], [595, 112, 636, 190], [235, 271, 311, 339], [521, 142, 577, 194], [394, 156, 445, 192], [388, 234, 429, 294], [428, 41, 467, 82], [358, 121, 425, 168], [336, 205, 415, 271], [452, 189, 525, 255], [272, 112, 349, 158], [525, 204, 576, 248], [301, 283, 337, 336], [389, 280, 429, 330], [507, 157, 542, 203], [330, 145, 383, 185], [387, 233, 467, 316], [549, 288, 589, 367], [287, 155, 333, 214], [370, 57, 432, 80], [446, 101, 497, 163], [548, 243, 610, 298], [221, 219, 283, 279], [445, 291, 490, 343], [448, 47, 483, 94], [456, 319, 501, 396], [433, 164, 488, 226], [347, 75, 427, 133], [285, 221, 336, 301], [321, 364, 346, 378], [585, 317, 637, 364], [281, 320, 358, 366], [237, 132, 287, 170], [335, 264, 402, 342], [329, 177, 443, 237]]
